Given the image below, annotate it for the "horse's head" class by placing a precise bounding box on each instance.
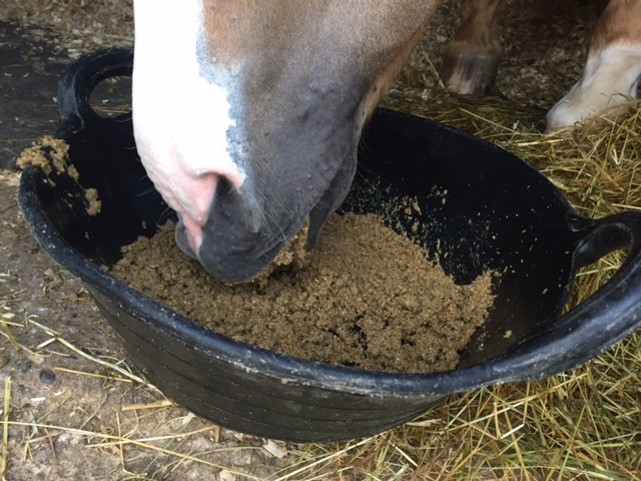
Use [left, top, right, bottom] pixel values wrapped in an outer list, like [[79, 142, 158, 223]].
[[132, 0, 437, 283]]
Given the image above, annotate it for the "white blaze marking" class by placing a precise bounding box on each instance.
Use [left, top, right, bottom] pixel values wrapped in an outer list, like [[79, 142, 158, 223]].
[[132, 0, 246, 250], [547, 42, 641, 131]]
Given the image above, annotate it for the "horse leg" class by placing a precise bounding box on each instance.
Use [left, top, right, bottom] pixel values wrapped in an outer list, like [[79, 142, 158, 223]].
[[546, 0, 641, 130], [439, 0, 505, 97]]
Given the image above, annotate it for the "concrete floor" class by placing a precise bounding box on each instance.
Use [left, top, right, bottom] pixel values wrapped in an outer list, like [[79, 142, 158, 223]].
[[0, 21, 69, 167]]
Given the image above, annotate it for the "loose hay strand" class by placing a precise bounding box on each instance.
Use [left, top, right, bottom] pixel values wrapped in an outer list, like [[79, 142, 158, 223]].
[[1, 377, 11, 481], [52, 366, 134, 384], [8, 421, 263, 480], [27, 318, 155, 389]]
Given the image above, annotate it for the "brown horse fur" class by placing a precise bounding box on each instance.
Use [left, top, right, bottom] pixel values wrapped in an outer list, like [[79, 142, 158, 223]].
[[201, 1, 440, 125]]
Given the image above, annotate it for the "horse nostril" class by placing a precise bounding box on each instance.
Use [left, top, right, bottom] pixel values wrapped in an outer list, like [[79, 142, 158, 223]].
[[202, 174, 263, 235], [215, 175, 234, 196]]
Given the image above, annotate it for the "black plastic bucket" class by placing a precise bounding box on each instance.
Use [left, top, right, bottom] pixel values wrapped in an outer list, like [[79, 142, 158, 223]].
[[18, 50, 641, 442]]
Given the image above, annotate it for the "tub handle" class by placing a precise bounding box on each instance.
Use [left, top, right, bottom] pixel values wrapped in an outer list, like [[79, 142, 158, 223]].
[[482, 211, 641, 384], [56, 49, 133, 135]]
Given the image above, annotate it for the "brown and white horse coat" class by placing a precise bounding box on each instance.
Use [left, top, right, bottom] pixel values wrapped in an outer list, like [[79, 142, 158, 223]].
[[133, 0, 440, 282]]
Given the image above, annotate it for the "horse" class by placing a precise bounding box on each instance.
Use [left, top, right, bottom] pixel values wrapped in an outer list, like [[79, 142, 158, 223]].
[[132, 0, 441, 283], [440, 0, 641, 130], [131, 0, 640, 283]]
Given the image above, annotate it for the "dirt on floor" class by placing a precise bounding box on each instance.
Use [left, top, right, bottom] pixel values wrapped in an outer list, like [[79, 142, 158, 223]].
[[0, 0, 625, 480]]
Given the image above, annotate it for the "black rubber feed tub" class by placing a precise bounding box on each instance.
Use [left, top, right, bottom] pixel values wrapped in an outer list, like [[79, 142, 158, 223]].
[[19, 50, 641, 442]]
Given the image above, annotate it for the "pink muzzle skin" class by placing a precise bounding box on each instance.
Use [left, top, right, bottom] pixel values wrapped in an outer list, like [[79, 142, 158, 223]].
[[140, 154, 246, 256], [169, 172, 219, 254]]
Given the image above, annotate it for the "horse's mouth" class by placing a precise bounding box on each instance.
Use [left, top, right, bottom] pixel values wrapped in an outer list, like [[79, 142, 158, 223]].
[[173, 149, 357, 284]]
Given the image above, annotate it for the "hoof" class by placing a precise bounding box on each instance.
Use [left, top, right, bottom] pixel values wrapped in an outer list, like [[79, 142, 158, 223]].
[[439, 51, 500, 98]]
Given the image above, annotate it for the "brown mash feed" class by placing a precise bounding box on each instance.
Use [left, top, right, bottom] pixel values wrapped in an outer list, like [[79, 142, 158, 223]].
[[17, 136, 102, 215], [112, 214, 494, 373]]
